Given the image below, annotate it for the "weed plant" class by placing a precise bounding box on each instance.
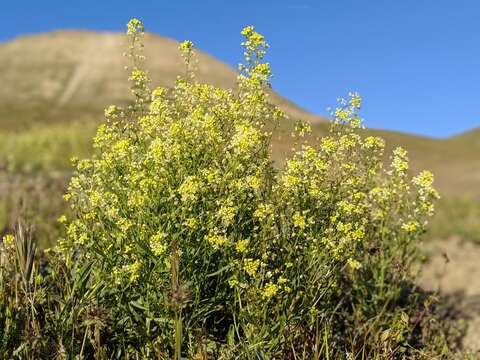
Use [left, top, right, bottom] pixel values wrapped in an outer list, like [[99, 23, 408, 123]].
[[0, 19, 471, 359]]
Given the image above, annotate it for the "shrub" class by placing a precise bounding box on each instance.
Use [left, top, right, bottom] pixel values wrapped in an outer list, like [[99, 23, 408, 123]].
[[0, 19, 465, 359]]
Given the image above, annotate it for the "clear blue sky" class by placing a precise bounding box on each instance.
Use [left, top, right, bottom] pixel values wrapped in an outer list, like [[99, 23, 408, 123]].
[[1, 0, 479, 138]]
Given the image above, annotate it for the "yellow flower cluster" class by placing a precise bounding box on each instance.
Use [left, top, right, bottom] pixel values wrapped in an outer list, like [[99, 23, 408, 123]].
[[184, 217, 198, 230], [363, 136, 385, 150], [241, 26, 265, 45], [294, 120, 312, 137], [2, 234, 14, 247], [126, 260, 142, 283], [218, 205, 236, 226], [413, 170, 434, 188], [292, 211, 307, 230], [243, 258, 260, 276], [179, 40, 193, 53], [254, 203, 273, 221], [104, 104, 120, 119], [228, 279, 239, 288], [127, 18, 144, 35], [235, 239, 249, 253], [320, 137, 337, 153], [262, 282, 279, 299], [231, 124, 261, 154], [129, 68, 148, 84], [347, 258, 362, 271], [391, 147, 409, 173], [349, 92, 362, 109], [401, 222, 419, 233], [150, 232, 168, 256], [252, 63, 271, 77], [179, 176, 200, 202], [205, 232, 228, 248]]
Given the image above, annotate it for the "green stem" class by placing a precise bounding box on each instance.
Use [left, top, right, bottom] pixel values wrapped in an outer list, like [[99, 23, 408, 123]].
[[174, 309, 182, 360]]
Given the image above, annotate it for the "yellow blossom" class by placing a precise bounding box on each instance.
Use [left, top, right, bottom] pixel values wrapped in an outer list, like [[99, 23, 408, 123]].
[[231, 124, 260, 153], [179, 176, 200, 202], [205, 232, 228, 248], [254, 204, 273, 221], [127, 18, 144, 35], [294, 121, 311, 137], [347, 258, 362, 271], [401, 222, 418, 233], [392, 147, 409, 173], [57, 215, 67, 224], [243, 258, 260, 276], [235, 239, 249, 253], [413, 170, 434, 188], [218, 205, 236, 226], [126, 261, 142, 283], [2, 234, 14, 246], [292, 211, 307, 230], [184, 217, 198, 229], [262, 282, 279, 299], [228, 279, 239, 288], [150, 232, 168, 256], [321, 137, 336, 153]]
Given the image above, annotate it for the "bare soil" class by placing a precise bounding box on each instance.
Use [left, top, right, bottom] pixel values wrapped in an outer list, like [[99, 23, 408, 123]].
[[419, 236, 480, 354]]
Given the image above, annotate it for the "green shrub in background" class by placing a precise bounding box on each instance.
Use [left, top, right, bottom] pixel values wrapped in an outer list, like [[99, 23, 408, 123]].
[[0, 19, 470, 359]]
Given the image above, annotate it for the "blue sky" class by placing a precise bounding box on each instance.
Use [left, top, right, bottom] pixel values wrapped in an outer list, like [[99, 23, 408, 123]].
[[1, 0, 479, 137]]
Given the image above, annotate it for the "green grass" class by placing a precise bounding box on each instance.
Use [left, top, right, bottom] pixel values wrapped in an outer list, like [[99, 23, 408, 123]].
[[0, 121, 96, 248], [0, 121, 97, 172], [427, 197, 480, 243]]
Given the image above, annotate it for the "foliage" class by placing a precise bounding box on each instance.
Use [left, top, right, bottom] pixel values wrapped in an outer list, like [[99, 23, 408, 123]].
[[0, 19, 472, 359]]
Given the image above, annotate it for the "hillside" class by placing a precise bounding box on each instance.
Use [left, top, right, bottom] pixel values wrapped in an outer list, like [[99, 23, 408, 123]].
[[0, 31, 324, 130], [0, 31, 478, 198]]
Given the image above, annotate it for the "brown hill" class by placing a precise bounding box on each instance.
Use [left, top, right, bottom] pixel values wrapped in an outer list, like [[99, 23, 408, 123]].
[[0, 31, 324, 130]]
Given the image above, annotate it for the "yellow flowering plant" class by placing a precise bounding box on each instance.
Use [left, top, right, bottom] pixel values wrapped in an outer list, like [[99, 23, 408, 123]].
[[59, 19, 285, 357], [265, 92, 442, 356], [28, 19, 457, 358]]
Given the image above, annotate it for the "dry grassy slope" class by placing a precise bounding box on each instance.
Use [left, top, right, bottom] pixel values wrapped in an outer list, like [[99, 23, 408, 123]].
[[0, 31, 324, 129], [0, 31, 478, 197]]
